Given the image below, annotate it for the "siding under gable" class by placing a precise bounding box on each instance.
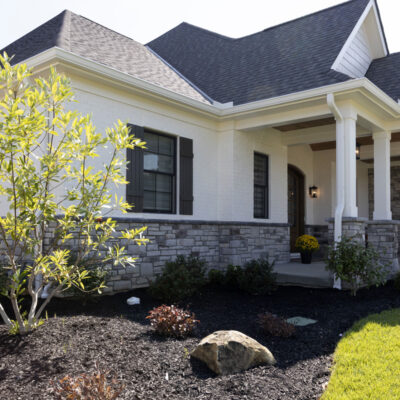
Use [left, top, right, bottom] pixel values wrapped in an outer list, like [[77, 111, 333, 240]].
[[334, 24, 373, 78], [332, 1, 387, 79]]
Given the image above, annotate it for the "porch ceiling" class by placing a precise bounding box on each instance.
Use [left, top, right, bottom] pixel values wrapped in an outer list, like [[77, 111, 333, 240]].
[[310, 131, 400, 151], [274, 117, 335, 132]]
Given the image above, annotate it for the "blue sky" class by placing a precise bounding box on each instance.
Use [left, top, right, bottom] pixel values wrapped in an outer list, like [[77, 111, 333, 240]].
[[1, 0, 399, 53]]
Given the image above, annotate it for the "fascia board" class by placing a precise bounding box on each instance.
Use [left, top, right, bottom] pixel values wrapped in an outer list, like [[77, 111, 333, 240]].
[[22, 47, 400, 121]]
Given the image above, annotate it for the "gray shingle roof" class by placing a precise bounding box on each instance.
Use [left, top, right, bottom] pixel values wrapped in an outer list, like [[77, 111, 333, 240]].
[[148, 0, 370, 105], [1, 10, 211, 104], [366, 53, 400, 102]]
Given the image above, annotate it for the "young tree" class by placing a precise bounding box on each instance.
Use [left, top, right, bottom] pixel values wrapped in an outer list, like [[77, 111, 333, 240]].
[[0, 54, 147, 334]]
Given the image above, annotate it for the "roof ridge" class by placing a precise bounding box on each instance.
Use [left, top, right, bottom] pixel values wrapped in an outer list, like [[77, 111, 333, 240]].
[[57, 9, 72, 51], [154, 0, 369, 44], [72, 12, 141, 44], [176, 22, 234, 41], [258, 0, 368, 36]]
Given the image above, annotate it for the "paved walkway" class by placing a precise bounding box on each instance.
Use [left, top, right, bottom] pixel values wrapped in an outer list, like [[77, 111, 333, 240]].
[[273, 261, 333, 288]]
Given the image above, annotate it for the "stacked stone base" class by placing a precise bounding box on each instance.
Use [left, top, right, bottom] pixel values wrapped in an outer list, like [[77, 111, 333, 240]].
[[367, 220, 400, 276], [327, 217, 400, 278], [105, 219, 290, 293], [305, 225, 329, 259]]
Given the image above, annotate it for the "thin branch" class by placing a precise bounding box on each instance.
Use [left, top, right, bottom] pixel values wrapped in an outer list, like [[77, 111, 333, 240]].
[[0, 301, 12, 327], [34, 284, 62, 321]]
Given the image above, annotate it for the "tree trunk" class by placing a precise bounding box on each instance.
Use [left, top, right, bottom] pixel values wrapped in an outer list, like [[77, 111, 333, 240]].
[[0, 301, 12, 328]]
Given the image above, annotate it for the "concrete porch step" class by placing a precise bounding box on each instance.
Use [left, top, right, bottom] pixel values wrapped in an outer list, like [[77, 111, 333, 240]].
[[273, 261, 333, 288]]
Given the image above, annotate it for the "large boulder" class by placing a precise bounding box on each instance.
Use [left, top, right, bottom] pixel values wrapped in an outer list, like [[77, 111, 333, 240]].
[[191, 330, 275, 375]]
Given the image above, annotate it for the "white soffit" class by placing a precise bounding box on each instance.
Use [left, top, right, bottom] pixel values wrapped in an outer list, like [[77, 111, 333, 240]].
[[332, 0, 388, 79]]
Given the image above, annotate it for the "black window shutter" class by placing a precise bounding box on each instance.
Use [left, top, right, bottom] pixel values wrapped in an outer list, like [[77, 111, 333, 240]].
[[126, 124, 145, 212], [179, 137, 193, 215]]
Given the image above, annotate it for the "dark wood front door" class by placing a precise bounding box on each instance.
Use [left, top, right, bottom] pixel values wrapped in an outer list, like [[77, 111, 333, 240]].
[[288, 165, 305, 252]]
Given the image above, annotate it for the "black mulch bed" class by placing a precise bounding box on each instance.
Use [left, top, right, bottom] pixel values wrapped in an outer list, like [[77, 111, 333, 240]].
[[1, 283, 400, 400]]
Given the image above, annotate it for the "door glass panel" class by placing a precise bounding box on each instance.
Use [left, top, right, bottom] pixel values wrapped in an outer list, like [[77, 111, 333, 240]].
[[288, 173, 297, 226]]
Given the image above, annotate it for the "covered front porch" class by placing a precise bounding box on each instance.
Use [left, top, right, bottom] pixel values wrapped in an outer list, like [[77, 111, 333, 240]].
[[276, 93, 400, 287]]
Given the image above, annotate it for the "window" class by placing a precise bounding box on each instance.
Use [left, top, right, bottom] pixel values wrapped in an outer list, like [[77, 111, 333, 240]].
[[254, 153, 269, 218], [126, 125, 193, 215], [143, 131, 176, 213]]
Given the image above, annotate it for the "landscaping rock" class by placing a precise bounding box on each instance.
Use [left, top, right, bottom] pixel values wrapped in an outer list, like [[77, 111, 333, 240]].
[[191, 330, 275, 375]]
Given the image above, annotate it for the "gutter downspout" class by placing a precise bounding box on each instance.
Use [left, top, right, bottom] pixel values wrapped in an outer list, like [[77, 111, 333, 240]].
[[327, 93, 343, 290]]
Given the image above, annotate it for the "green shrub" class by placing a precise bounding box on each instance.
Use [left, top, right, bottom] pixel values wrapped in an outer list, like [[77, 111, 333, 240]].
[[146, 305, 199, 338], [64, 266, 109, 301], [238, 259, 276, 295], [149, 255, 207, 303], [224, 264, 244, 290], [207, 269, 225, 287], [326, 236, 388, 296]]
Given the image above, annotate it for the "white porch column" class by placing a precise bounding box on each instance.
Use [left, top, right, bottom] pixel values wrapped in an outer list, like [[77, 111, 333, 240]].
[[373, 131, 392, 220], [343, 111, 358, 217]]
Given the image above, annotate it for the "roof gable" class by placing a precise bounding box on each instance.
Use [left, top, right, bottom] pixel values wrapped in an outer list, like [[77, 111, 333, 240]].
[[148, 0, 371, 105], [1, 11, 211, 104], [331, 0, 388, 78]]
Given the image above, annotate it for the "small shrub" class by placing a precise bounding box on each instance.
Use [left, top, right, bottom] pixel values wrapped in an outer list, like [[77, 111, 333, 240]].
[[258, 312, 296, 337], [149, 255, 206, 303], [146, 305, 199, 338], [224, 264, 244, 290], [238, 259, 276, 295], [207, 269, 225, 287], [326, 236, 388, 296], [65, 266, 109, 301], [51, 362, 124, 399]]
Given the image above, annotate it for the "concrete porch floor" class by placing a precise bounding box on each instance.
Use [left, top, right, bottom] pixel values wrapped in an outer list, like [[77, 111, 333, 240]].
[[273, 261, 333, 288]]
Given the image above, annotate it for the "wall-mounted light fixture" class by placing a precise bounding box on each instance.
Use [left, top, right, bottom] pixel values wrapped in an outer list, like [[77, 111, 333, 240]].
[[309, 185, 318, 199], [355, 142, 361, 160]]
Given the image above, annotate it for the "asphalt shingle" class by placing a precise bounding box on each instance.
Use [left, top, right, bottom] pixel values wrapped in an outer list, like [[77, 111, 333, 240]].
[[1, 11, 211, 104], [366, 53, 400, 102], [147, 0, 370, 104]]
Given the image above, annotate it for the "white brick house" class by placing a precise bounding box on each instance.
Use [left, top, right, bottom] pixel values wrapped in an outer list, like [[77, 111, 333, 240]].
[[3, 0, 400, 290]]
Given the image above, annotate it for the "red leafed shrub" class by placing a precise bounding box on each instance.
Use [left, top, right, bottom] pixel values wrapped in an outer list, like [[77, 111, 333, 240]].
[[146, 305, 199, 338], [257, 312, 296, 338], [51, 363, 125, 400]]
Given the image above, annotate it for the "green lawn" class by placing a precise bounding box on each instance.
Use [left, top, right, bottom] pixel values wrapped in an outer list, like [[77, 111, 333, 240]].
[[322, 309, 400, 400]]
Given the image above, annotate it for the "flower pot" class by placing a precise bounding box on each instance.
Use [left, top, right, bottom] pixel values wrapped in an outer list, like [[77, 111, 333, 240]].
[[300, 252, 312, 264]]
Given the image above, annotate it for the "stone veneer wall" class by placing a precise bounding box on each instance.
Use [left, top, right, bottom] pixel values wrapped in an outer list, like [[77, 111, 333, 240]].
[[327, 218, 399, 277], [305, 225, 329, 259], [328, 217, 367, 244], [366, 220, 400, 275], [103, 219, 290, 293], [368, 166, 400, 220]]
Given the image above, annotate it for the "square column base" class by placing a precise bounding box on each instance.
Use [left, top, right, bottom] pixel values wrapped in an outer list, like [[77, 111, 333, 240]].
[[327, 217, 367, 245], [367, 220, 400, 276]]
